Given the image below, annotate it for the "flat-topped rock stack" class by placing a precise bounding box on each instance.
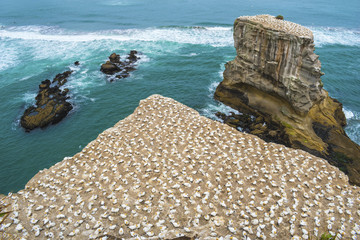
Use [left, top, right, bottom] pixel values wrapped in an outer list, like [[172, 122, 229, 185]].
[[1, 95, 359, 239], [214, 15, 360, 186], [238, 15, 313, 38]]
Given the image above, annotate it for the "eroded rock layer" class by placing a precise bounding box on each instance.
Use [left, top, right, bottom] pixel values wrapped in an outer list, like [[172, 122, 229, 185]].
[[214, 15, 360, 185], [1, 95, 360, 239]]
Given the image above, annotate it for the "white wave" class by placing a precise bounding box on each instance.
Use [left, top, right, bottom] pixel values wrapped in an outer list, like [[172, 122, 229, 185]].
[[69, 64, 81, 72], [103, 0, 136, 6], [136, 54, 150, 64], [200, 58, 239, 120], [343, 108, 355, 119], [342, 107, 360, 144], [19, 75, 35, 81], [7, 25, 66, 35], [11, 119, 20, 131], [30, 40, 104, 61], [346, 124, 360, 145], [0, 41, 18, 71], [0, 25, 233, 47], [65, 71, 105, 95], [200, 102, 240, 121], [182, 53, 198, 57], [21, 92, 37, 105], [205, 26, 232, 31], [310, 27, 360, 47], [208, 81, 220, 96], [218, 69, 224, 78]]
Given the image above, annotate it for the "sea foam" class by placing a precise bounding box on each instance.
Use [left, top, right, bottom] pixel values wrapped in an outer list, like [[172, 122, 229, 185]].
[[0, 25, 233, 47], [103, 0, 136, 6], [5, 24, 359, 49], [310, 27, 360, 47], [344, 108, 355, 119], [0, 41, 18, 71], [343, 107, 360, 144]]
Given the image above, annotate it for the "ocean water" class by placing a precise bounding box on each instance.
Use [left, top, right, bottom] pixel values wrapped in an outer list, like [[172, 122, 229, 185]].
[[0, 0, 359, 194]]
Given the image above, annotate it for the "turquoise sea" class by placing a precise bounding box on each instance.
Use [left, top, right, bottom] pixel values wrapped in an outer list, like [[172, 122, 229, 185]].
[[0, 0, 359, 194]]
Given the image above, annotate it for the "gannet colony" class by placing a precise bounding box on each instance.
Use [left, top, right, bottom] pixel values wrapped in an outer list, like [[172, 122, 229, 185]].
[[237, 15, 313, 38], [1, 95, 359, 239]]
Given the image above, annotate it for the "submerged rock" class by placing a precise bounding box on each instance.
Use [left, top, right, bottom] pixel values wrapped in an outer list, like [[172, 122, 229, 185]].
[[20, 70, 73, 131], [127, 50, 138, 63], [214, 15, 360, 185], [100, 51, 140, 81]]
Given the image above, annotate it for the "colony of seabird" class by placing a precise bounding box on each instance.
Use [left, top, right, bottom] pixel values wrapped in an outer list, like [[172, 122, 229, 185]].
[[238, 15, 313, 38], [0, 95, 359, 239]]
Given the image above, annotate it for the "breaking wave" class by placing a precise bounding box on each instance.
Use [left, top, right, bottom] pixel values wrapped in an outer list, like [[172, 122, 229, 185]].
[[310, 26, 360, 47], [0, 25, 233, 47], [343, 108, 360, 145]]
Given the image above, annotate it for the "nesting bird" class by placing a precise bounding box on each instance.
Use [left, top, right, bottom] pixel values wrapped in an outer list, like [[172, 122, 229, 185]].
[[0, 95, 359, 239]]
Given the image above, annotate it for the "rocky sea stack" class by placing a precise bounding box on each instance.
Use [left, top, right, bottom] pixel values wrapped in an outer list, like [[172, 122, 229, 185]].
[[20, 70, 73, 132], [214, 15, 360, 185]]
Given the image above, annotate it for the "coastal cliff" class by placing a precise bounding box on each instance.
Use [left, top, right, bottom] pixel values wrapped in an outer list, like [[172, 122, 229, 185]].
[[214, 15, 360, 185], [1, 95, 359, 239]]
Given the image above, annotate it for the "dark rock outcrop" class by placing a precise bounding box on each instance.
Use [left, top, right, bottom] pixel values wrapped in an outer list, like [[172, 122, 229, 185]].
[[100, 51, 140, 81], [100, 61, 121, 75], [214, 15, 360, 185], [20, 70, 73, 131]]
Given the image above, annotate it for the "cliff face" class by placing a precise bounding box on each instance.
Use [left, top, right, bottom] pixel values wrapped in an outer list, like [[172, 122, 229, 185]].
[[215, 15, 360, 185], [228, 15, 326, 114]]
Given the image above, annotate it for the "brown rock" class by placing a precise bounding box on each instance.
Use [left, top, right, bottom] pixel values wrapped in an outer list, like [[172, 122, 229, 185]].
[[100, 61, 121, 75], [214, 15, 360, 185], [100, 51, 139, 79], [269, 130, 278, 137], [255, 116, 264, 123], [20, 70, 73, 131], [215, 111, 227, 120], [109, 53, 121, 64], [127, 50, 139, 63], [39, 79, 51, 90], [52, 70, 73, 86]]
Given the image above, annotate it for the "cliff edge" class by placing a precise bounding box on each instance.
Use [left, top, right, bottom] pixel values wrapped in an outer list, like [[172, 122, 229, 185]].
[[214, 15, 360, 185], [1, 95, 359, 239]]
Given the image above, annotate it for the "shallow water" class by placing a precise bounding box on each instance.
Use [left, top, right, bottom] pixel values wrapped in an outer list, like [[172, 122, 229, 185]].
[[0, 0, 359, 194]]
